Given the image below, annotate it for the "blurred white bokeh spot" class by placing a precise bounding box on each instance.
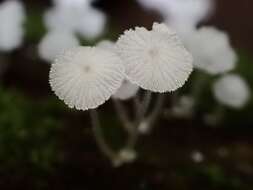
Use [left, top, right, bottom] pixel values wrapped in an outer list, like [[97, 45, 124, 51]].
[[53, 0, 94, 8], [166, 0, 214, 26], [38, 30, 80, 62], [44, 0, 106, 40], [191, 150, 204, 163], [172, 95, 195, 118], [185, 27, 237, 75], [138, 0, 213, 27], [0, 0, 26, 51], [213, 74, 251, 109]]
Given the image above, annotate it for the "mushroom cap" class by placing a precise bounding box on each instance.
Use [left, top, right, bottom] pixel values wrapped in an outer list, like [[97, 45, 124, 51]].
[[49, 46, 125, 110], [97, 41, 139, 100], [213, 74, 250, 109], [116, 23, 193, 93]]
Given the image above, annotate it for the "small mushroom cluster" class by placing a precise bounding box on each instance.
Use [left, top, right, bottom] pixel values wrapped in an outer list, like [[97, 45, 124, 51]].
[[49, 23, 193, 111], [49, 23, 193, 165]]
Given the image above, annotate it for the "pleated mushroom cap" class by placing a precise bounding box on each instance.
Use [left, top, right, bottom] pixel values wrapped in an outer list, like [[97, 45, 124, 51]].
[[49, 46, 125, 110], [116, 23, 193, 93]]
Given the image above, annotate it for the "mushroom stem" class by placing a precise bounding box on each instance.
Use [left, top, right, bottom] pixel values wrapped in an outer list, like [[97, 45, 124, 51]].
[[133, 96, 141, 116], [112, 99, 135, 133], [136, 91, 152, 123], [90, 109, 118, 164], [112, 99, 138, 151], [124, 127, 138, 151], [123, 91, 153, 150], [142, 94, 166, 132]]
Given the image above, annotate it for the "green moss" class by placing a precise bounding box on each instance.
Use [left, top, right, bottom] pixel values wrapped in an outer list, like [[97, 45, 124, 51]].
[[0, 86, 63, 173]]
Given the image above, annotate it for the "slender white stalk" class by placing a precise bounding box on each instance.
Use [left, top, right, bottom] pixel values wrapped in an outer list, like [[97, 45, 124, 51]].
[[147, 94, 166, 126], [124, 91, 153, 149], [112, 99, 134, 133], [90, 110, 118, 163], [133, 95, 141, 110], [91, 92, 165, 165], [136, 91, 152, 123], [139, 94, 166, 133], [113, 99, 138, 150]]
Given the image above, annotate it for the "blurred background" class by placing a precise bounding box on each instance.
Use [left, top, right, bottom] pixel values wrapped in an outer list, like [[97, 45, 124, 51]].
[[0, 0, 253, 189]]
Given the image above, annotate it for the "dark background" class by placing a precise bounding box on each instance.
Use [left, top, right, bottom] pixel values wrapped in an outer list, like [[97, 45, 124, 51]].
[[0, 0, 253, 189]]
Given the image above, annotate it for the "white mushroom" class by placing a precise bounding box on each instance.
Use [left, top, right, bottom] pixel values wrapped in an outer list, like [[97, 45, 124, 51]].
[[49, 46, 125, 110], [116, 23, 193, 93]]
